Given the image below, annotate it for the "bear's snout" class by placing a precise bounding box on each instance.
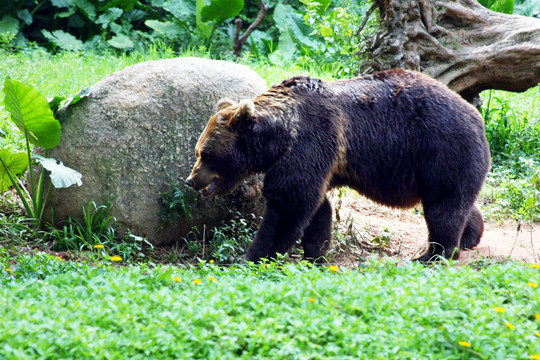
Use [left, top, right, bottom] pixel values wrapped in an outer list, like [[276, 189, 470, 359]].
[[185, 177, 195, 189]]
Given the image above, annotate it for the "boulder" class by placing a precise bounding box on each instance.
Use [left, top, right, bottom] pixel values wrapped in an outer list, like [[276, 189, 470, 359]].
[[47, 57, 267, 245]]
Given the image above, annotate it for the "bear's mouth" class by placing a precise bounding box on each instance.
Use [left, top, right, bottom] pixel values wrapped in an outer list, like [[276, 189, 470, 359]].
[[201, 178, 218, 197]]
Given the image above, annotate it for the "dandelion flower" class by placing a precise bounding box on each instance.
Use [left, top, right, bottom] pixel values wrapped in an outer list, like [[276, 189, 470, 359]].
[[55, 256, 62, 261], [458, 341, 471, 348], [530, 355, 540, 360], [493, 307, 506, 313], [6, 267, 12, 272], [94, 244, 104, 249], [209, 259, 215, 264], [531, 264, 540, 269], [308, 297, 316, 303], [193, 279, 202, 285], [534, 332, 540, 338], [208, 276, 216, 282], [535, 313, 540, 321], [329, 265, 339, 272], [110, 256, 122, 262], [528, 281, 538, 288], [504, 321, 515, 330], [172, 276, 181, 282]]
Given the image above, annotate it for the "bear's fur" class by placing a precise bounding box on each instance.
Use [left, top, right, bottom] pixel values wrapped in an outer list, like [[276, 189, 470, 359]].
[[186, 69, 491, 262]]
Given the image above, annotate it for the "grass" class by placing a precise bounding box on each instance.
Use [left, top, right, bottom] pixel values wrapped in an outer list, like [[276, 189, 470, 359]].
[[0, 254, 539, 359]]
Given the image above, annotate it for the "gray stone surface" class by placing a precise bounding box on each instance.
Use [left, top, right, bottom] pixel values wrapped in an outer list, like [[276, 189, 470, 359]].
[[47, 57, 267, 245]]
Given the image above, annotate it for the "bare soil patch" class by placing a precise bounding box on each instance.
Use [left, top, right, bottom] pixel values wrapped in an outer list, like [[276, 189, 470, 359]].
[[328, 191, 540, 265]]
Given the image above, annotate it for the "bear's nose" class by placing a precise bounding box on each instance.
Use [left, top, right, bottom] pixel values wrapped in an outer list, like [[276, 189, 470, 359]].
[[185, 177, 194, 188]]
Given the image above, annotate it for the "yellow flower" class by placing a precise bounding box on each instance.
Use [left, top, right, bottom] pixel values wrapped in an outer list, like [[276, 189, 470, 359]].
[[94, 244, 104, 249], [208, 276, 216, 282], [535, 313, 540, 321], [504, 321, 515, 330], [55, 256, 62, 261], [6, 267, 12, 272], [308, 297, 316, 303], [530, 355, 540, 360], [263, 264, 269, 268], [458, 341, 471, 348], [535, 332, 540, 338], [193, 279, 202, 285], [531, 264, 540, 269], [528, 281, 538, 288], [329, 265, 339, 272], [209, 259, 215, 264], [110, 256, 122, 262], [172, 276, 181, 282], [493, 307, 506, 313]]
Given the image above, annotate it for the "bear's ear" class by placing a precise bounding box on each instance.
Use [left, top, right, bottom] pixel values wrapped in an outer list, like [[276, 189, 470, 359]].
[[216, 98, 236, 112], [227, 99, 255, 128]]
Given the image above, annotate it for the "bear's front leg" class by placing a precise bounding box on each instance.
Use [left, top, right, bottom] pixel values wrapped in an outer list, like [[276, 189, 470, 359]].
[[245, 196, 321, 263]]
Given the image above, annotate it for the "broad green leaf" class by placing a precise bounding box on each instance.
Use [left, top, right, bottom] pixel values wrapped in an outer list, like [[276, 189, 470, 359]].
[[196, 0, 214, 39], [0, 150, 28, 192], [145, 20, 183, 38], [269, 27, 297, 64], [48, 95, 67, 116], [273, 4, 318, 50], [312, 0, 333, 15], [51, 0, 72, 8], [107, 34, 134, 49], [200, 0, 244, 24], [492, 0, 514, 14], [0, 15, 20, 35], [163, 0, 196, 19], [33, 154, 82, 188], [72, 0, 97, 20], [96, 8, 123, 29], [42, 29, 83, 51], [102, 0, 138, 12], [478, 0, 514, 13], [17, 9, 33, 25], [2, 79, 62, 149], [67, 87, 91, 107]]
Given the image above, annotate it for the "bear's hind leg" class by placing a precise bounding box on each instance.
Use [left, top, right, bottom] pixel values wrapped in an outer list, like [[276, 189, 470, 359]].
[[460, 205, 484, 249], [417, 198, 471, 262], [301, 197, 333, 263]]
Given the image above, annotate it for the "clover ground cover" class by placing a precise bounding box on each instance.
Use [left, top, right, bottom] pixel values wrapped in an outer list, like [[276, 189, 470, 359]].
[[1, 255, 539, 359]]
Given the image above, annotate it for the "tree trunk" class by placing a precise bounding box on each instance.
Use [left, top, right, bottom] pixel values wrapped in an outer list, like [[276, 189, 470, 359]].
[[361, 0, 540, 101]]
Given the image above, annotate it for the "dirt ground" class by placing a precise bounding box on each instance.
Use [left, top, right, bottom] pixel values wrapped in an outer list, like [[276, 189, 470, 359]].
[[328, 191, 540, 265]]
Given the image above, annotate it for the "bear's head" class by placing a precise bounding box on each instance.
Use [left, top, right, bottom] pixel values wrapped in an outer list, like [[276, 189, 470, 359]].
[[185, 98, 255, 197]]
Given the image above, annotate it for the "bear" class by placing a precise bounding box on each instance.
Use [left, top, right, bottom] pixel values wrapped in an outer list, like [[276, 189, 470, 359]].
[[185, 69, 491, 263]]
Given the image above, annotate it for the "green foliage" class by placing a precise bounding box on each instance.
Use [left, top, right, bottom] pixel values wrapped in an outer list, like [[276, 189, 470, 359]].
[[49, 200, 117, 251], [0, 79, 82, 227], [0, 259, 539, 358], [479, 0, 515, 13], [160, 181, 197, 224], [48, 199, 154, 261], [480, 87, 540, 222], [210, 213, 258, 263], [515, 0, 540, 16]]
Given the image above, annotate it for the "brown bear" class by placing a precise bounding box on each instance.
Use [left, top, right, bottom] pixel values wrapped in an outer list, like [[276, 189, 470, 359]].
[[186, 69, 491, 262]]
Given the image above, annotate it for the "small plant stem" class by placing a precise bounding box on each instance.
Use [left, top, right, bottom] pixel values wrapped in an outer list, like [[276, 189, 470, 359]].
[[0, 155, 34, 219], [24, 131, 37, 216], [34, 149, 49, 228]]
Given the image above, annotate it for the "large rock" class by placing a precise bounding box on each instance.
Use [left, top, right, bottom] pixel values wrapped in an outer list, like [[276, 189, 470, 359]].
[[47, 57, 267, 245]]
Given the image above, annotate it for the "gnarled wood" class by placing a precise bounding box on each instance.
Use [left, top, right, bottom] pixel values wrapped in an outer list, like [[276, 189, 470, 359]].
[[362, 0, 540, 101]]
